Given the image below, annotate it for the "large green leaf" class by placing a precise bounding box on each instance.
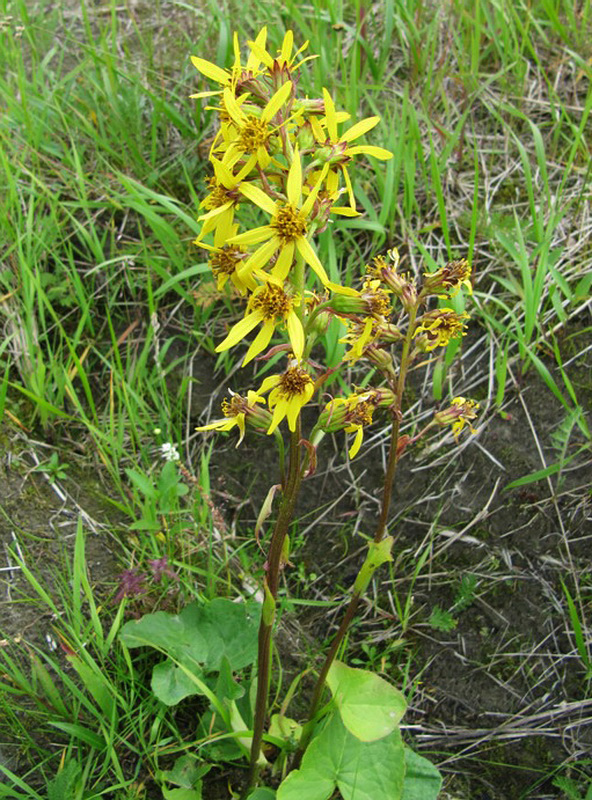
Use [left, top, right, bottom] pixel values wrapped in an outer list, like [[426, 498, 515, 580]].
[[120, 598, 260, 673], [401, 749, 442, 800], [151, 659, 202, 706], [327, 660, 407, 741], [277, 713, 405, 800]]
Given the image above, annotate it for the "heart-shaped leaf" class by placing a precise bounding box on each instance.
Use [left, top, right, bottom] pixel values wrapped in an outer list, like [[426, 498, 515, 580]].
[[327, 660, 406, 741]]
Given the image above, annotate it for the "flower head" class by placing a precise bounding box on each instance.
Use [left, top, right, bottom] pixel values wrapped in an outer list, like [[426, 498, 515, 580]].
[[422, 258, 472, 297], [413, 308, 469, 351], [318, 390, 394, 458], [308, 88, 393, 211], [227, 148, 355, 295], [434, 396, 479, 439], [218, 81, 293, 171], [190, 28, 268, 99], [258, 361, 315, 433], [195, 389, 270, 445], [367, 249, 418, 312], [215, 281, 304, 365]]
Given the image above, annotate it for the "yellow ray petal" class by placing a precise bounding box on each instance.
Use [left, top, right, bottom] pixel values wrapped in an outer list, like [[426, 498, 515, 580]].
[[215, 310, 264, 352], [243, 319, 276, 366], [341, 116, 380, 143], [189, 90, 222, 99], [191, 56, 230, 85], [268, 398, 289, 434], [259, 375, 281, 394], [239, 183, 278, 216], [238, 237, 279, 277], [330, 206, 361, 217], [296, 237, 329, 285], [322, 87, 338, 141], [229, 225, 274, 246], [345, 145, 393, 159], [280, 30, 294, 63], [247, 38, 274, 70], [195, 418, 235, 433], [271, 241, 295, 281], [287, 147, 302, 207], [301, 162, 329, 217], [247, 27, 268, 71], [198, 201, 233, 222], [262, 81, 292, 123], [223, 87, 247, 125], [349, 426, 364, 458], [286, 311, 305, 360]]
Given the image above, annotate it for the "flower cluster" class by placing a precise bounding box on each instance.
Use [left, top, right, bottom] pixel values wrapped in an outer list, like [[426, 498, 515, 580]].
[[193, 29, 479, 456], [192, 28, 392, 437]]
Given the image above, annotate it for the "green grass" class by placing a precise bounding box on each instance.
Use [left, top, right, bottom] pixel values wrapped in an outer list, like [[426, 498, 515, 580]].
[[1, 0, 591, 795]]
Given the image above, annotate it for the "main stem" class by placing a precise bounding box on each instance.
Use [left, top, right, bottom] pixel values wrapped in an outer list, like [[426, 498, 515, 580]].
[[243, 424, 302, 798], [296, 304, 419, 760]]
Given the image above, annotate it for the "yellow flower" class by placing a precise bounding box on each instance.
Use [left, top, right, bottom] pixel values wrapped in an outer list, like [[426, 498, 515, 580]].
[[434, 397, 479, 440], [413, 308, 469, 351], [195, 158, 251, 247], [339, 317, 377, 363], [320, 393, 379, 458], [258, 362, 315, 433], [227, 148, 355, 295], [312, 88, 393, 210], [195, 390, 268, 446], [422, 259, 472, 297], [215, 282, 305, 365], [219, 81, 293, 171], [190, 28, 267, 99], [247, 28, 316, 75]]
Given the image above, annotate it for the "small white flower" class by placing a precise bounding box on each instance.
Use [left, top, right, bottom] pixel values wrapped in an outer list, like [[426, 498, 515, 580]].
[[160, 443, 180, 462]]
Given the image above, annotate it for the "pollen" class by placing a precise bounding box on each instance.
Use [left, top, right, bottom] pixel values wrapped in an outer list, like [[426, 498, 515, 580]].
[[238, 116, 271, 152], [348, 400, 375, 427], [362, 278, 392, 318], [222, 395, 244, 417], [278, 366, 312, 397], [271, 204, 308, 243], [250, 283, 293, 319], [203, 177, 236, 210], [210, 245, 245, 277]]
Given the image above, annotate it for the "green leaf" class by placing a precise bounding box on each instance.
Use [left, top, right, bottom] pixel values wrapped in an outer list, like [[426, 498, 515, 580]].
[[277, 713, 405, 800], [247, 790, 276, 800], [158, 755, 211, 789], [152, 659, 204, 706], [47, 761, 81, 800], [327, 660, 406, 741], [125, 468, 156, 499], [162, 788, 202, 800], [401, 748, 442, 800], [120, 598, 260, 673]]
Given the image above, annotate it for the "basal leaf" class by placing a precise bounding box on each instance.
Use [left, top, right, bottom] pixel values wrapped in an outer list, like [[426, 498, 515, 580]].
[[151, 659, 204, 706], [278, 713, 405, 800], [327, 660, 406, 741], [401, 748, 442, 800]]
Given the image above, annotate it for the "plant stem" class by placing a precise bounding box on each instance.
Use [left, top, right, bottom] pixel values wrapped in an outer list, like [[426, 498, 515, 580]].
[[295, 304, 419, 762], [243, 423, 302, 798]]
